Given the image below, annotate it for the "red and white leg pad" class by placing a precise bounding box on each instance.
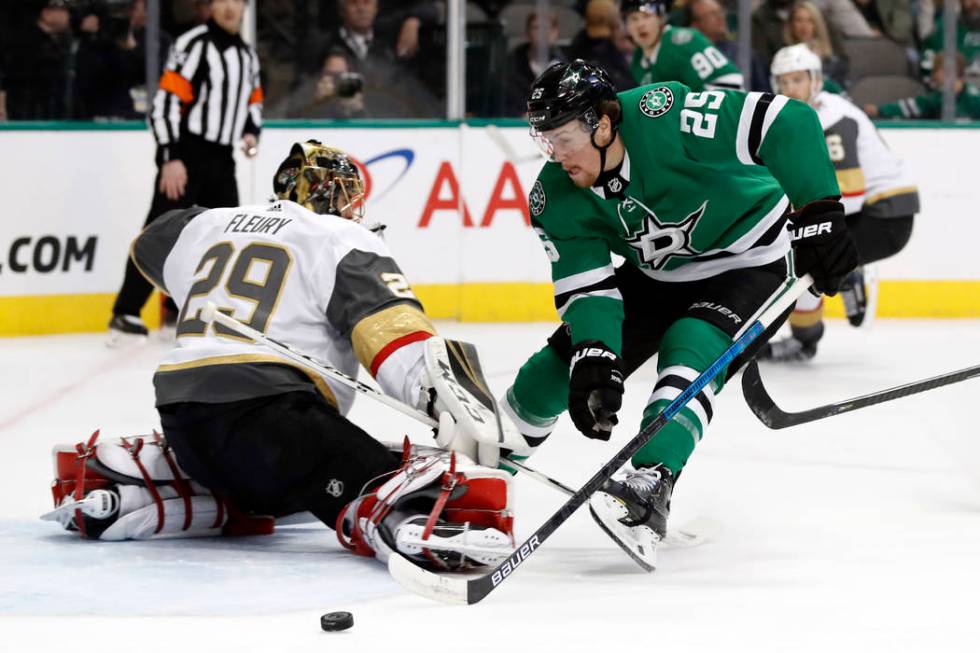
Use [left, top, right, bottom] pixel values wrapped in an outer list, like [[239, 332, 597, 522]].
[[44, 430, 273, 540], [337, 438, 515, 571]]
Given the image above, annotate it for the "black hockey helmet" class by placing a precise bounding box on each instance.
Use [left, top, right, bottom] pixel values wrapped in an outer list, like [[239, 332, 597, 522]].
[[273, 140, 365, 220], [526, 59, 619, 134], [620, 0, 668, 18]]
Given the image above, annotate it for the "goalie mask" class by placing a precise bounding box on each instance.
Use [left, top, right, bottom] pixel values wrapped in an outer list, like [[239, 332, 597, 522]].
[[273, 140, 365, 220]]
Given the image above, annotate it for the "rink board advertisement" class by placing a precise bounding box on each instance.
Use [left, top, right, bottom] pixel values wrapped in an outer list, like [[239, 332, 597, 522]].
[[0, 122, 979, 335]]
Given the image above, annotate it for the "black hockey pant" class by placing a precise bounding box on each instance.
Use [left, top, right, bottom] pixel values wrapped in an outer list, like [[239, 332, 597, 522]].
[[158, 391, 400, 527]]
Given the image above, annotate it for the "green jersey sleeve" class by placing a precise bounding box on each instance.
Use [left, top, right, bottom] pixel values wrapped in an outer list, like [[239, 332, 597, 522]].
[[529, 178, 625, 354], [673, 84, 840, 206]]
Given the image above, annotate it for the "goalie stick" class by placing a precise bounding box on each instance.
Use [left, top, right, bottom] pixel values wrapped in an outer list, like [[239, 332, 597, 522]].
[[388, 275, 813, 605], [741, 358, 980, 429]]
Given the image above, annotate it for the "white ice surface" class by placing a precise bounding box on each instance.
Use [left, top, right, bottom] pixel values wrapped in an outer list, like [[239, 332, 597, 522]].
[[2, 320, 980, 652]]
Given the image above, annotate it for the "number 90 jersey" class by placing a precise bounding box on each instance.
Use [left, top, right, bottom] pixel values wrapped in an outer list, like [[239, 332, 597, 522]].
[[132, 200, 435, 414]]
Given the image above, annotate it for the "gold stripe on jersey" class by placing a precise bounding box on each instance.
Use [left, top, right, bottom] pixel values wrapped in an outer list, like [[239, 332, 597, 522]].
[[865, 186, 919, 205], [156, 354, 339, 408], [789, 302, 824, 327], [835, 167, 866, 197], [351, 304, 437, 372]]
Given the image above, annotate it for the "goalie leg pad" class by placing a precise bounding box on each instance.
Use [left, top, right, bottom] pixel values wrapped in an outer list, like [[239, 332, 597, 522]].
[[337, 439, 514, 571], [45, 431, 273, 540]]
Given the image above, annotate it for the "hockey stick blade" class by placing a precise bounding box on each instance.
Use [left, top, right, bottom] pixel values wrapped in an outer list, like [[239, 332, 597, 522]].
[[388, 276, 811, 604], [741, 359, 980, 429]]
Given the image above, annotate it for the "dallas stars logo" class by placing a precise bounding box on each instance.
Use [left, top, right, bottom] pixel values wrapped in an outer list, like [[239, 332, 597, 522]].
[[622, 199, 708, 270], [639, 86, 674, 118]]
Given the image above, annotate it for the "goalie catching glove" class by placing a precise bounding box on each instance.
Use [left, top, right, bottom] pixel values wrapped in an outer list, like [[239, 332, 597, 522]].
[[419, 337, 531, 467], [337, 439, 515, 571]]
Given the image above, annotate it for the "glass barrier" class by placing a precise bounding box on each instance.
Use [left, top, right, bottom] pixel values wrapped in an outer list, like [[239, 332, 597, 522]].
[[0, 0, 977, 123]]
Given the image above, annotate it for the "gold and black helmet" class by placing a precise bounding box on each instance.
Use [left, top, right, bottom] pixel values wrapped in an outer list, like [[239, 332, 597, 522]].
[[273, 140, 365, 220]]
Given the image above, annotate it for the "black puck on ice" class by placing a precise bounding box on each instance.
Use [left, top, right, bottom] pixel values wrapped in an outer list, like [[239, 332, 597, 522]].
[[320, 611, 354, 632]]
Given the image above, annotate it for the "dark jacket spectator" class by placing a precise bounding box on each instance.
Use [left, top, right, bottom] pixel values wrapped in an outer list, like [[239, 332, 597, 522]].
[[3, 0, 74, 120], [752, 0, 794, 64], [567, 0, 635, 91], [312, 0, 440, 117], [849, 0, 913, 44], [504, 10, 567, 116], [686, 0, 771, 91]]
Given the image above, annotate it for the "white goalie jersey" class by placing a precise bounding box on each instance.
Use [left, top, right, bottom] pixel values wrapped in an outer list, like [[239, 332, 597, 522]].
[[132, 200, 437, 414], [812, 91, 920, 218]]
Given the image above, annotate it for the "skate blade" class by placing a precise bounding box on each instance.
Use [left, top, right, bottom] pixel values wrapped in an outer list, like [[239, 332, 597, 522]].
[[105, 331, 149, 349], [589, 492, 660, 572]]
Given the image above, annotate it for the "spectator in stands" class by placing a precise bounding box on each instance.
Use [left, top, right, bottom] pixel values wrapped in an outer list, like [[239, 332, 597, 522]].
[[284, 47, 366, 119], [920, 0, 980, 83], [686, 0, 771, 90], [74, 0, 171, 120], [504, 10, 566, 116], [784, 1, 848, 86], [2, 0, 74, 120], [752, 0, 794, 64], [567, 0, 635, 91], [865, 51, 980, 118], [848, 0, 913, 44], [306, 0, 439, 117]]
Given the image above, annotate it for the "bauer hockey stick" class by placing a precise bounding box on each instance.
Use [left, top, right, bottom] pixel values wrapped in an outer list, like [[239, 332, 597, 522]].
[[201, 302, 693, 566], [388, 274, 813, 605], [741, 358, 980, 429], [199, 302, 577, 501]]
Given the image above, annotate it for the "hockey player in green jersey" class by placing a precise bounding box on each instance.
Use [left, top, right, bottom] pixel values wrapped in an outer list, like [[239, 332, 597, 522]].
[[624, 0, 743, 91], [498, 60, 858, 569]]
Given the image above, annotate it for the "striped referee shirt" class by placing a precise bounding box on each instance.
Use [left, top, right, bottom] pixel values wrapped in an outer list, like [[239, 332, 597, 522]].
[[150, 19, 263, 161]]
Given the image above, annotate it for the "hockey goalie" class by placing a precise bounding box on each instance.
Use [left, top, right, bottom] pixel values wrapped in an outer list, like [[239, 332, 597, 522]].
[[42, 140, 531, 573]]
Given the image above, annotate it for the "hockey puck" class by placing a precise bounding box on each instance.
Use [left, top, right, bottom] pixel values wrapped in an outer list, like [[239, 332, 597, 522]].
[[320, 611, 354, 632]]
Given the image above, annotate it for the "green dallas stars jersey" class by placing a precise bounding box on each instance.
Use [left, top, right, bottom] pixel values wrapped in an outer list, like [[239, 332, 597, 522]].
[[630, 26, 743, 91], [529, 82, 840, 354]]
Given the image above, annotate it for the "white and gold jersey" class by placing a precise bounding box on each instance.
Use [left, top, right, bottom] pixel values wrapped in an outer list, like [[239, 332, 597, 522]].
[[132, 200, 436, 414], [812, 91, 919, 217]]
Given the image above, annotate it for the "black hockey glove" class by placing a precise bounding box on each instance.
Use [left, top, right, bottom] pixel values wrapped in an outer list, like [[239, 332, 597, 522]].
[[568, 341, 624, 441], [789, 198, 859, 296]]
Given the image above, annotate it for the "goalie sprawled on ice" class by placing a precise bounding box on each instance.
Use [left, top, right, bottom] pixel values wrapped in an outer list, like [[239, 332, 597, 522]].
[[42, 140, 531, 572]]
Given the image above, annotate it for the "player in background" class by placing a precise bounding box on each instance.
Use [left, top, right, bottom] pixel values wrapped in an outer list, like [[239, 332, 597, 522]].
[[44, 141, 527, 573], [497, 60, 856, 568], [757, 44, 919, 361], [623, 0, 743, 91]]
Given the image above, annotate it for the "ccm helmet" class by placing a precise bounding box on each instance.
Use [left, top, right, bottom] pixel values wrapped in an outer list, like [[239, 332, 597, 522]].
[[273, 140, 365, 220], [770, 44, 823, 103]]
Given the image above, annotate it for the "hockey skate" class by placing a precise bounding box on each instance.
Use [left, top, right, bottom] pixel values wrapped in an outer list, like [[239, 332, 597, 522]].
[[589, 465, 674, 571], [106, 314, 149, 347], [840, 267, 875, 328], [755, 335, 817, 362]]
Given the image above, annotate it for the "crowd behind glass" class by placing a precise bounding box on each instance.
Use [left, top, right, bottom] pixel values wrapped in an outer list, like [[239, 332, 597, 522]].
[[1, 0, 978, 121]]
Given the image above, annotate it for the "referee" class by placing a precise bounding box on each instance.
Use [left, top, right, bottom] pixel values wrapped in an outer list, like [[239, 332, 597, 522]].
[[109, 0, 263, 344]]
